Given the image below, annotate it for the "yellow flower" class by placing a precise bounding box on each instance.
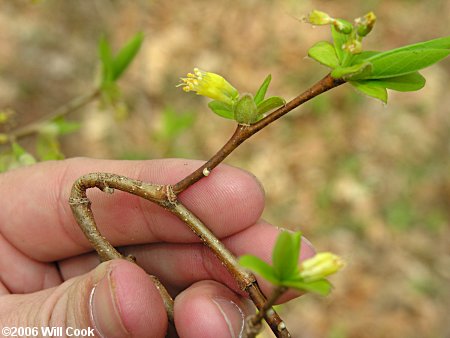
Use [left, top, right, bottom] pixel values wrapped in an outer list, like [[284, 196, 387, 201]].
[[307, 10, 333, 25], [178, 68, 239, 106], [299, 252, 345, 282]]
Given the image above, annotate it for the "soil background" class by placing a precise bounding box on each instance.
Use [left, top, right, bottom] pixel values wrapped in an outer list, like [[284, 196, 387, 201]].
[[1, 1, 449, 337]]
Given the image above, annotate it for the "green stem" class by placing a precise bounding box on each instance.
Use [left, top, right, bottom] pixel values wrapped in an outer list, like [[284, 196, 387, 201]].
[[9, 87, 100, 141]]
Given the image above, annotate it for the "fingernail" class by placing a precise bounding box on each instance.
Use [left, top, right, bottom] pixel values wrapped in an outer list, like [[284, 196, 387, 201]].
[[301, 236, 316, 260], [212, 297, 245, 338], [90, 268, 130, 338]]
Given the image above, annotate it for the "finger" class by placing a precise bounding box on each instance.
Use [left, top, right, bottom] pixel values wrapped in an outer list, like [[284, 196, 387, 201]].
[[0, 232, 62, 294], [0, 260, 168, 338], [0, 281, 9, 295], [0, 158, 265, 262], [58, 222, 315, 301], [174, 280, 254, 338]]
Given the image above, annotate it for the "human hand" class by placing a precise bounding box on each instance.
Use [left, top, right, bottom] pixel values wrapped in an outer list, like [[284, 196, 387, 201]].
[[0, 158, 314, 338]]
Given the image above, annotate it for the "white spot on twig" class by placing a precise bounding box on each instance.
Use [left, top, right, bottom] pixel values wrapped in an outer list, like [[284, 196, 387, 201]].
[[277, 321, 286, 331]]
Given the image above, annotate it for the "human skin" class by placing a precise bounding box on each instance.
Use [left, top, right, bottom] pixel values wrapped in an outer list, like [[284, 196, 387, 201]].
[[0, 158, 314, 338]]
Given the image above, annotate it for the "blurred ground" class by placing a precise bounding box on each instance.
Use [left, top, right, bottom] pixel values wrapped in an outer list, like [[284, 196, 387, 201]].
[[1, 1, 449, 337]]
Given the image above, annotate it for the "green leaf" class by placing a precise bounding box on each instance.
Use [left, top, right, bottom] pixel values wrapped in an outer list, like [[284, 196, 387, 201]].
[[256, 96, 285, 116], [208, 100, 234, 119], [53, 117, 81, 135], [350, 36, 449, 79], [12, 142, 27, 157], [369, 36, 450, 57], [254, 74, 272, 105], [272, 231, 301, 281], [98, 36, 113, 86], [308, 41, 339, 68], [36, 134, 64, 161], [351, 51, 380, 64], [282, 278, 332, 296], [350, 81, 387, 103], [331, 25, 349, 63], [0, 152, 11, 172], [11, 142, 36, 166], [112, 32, 144, 81], [331, 62, 372, 80], [412, 35, 450, 50], [380, 72, 426, 91], [352, 72, 426, 93], [239, 255, 280, 284], [362, 48, 450, 79], [98, 36, 114, 85]]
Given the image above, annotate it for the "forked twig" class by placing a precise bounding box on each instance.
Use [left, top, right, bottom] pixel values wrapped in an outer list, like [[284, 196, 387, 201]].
[[69, 172, 289, 336]]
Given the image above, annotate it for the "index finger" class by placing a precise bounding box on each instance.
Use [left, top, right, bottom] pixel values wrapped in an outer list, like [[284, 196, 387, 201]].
[[0, 157, 265, 262]]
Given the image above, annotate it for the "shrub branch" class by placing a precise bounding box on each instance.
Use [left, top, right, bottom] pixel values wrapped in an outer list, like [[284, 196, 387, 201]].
[[69, 73, 346, 337]]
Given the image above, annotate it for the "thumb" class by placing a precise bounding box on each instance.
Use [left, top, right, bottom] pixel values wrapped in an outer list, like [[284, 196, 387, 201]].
[[0, 260, 168, 338]]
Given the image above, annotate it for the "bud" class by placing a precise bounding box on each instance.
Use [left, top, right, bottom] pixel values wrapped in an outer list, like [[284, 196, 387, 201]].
[[332, 19, 353, 34], [233, 93, 258, 125], [0, 108, 15, 124], [355, 11, 377, 37], [307, 10, 333, 25], [0, 112, 8, 124], [178, 68, 239, 106], [0, 133, 9, 144], [299, 252, 345, 282]]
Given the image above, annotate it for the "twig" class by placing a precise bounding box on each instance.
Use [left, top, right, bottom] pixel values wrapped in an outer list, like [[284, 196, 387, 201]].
[[167, 202, 290, 337], [69, 173, 174, 322], [69, 74, 346, 337], [69, 173, 290, 336], [9, 87, 100, 141], [172, 73, 345, 194], [244, 286, 288, 338]]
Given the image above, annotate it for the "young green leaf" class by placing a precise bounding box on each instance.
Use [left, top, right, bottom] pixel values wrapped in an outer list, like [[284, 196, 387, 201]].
[[331, 25, 349, 63], [411, 35, 450, 50], [350, 80, 387, 103], [367, 36, 450, 59], [112, 32, 144, 81], [256, 96, 285, 116], [331, 62, 372, 80], [254, 74, 272, 105], [53, 117, 81, 135], [207, 100, 234, 119], [11, 143, 36, 166], [379, 72, 426, 91], [361, 48, 450, 79], [350, 51, 380, 64], [272, 231, 301, 281], [98, 36, 114, 85], [352, 72, 425, 93], [282, 278, 332, 296], [36, 134, 64, 161], [239, 255, 279, 284], [308, 41, 339, 68]]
